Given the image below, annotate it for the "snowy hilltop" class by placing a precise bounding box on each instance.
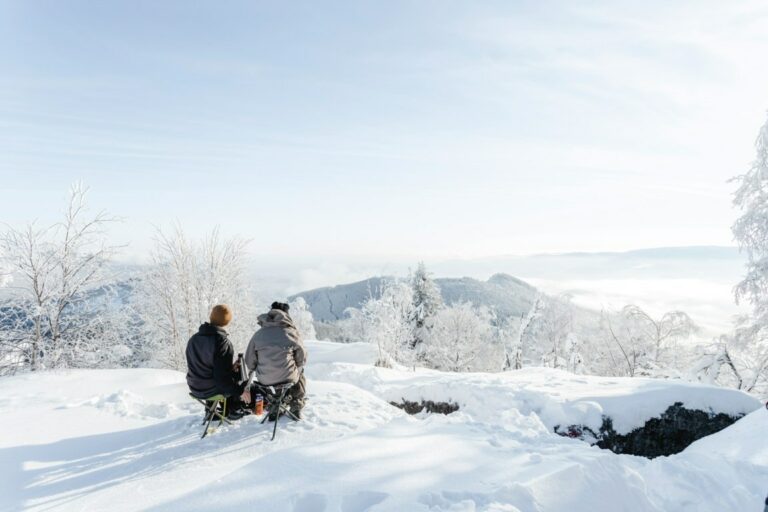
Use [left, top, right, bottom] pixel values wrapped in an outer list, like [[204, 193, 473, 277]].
[[1, 340, 765, 512], [288, 273, 539, 323]]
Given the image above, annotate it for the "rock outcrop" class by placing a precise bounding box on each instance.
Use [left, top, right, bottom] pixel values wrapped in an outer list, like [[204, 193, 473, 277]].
[[555, 402, 745, 458]]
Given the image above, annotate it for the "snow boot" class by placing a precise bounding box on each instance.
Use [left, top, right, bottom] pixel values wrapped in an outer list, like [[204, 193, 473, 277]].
[[226, 408, 245, 420]]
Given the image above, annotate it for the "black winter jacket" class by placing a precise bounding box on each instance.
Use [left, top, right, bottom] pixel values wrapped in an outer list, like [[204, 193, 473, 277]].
[[185, 323, 242, 399]]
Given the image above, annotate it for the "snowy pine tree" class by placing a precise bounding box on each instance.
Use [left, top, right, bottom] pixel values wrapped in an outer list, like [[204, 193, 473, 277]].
[[410, 262, 442, 355]]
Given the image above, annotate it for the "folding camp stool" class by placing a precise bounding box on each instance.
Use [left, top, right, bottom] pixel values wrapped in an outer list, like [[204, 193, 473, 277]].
[[252, 381, 299, 440], [190, 393, 232, 439]]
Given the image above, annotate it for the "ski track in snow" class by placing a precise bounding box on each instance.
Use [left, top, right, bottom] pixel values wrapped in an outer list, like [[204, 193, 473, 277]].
[[0, 340, 765, 512]]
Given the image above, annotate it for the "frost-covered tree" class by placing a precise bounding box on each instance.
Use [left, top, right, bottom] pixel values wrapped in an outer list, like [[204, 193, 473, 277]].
[[0, 301, 31, 375], [424, 302, 496, 372], [599, 305, 696, 377], [731, 112, 768, 394], [138, 225, 253, 370], [360, 280, 415, 368], [621, 305, 697, 369], [410, 262, 442, 354], [597, 310, 640, 377], [529, 295, 575, 370], [336, 307, 368, 343], [570, 313, 613, 376], [727, 319, 768, 394], [502, 296, 544, 371], [689, 338, 742, 388], [497, 315, 520, 371], [0, 183, 121, 371], [0, 249, 11, 288], [289, 296, 317, 340], [565, 333, 584, 374], [0, 248, 14, 372]]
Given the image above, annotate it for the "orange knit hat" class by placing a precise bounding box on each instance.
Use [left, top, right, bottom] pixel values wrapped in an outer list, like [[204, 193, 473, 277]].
[[210, 304, 233, 327]]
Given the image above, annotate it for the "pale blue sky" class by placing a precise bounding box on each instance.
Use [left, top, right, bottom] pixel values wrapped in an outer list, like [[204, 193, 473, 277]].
[[2, 1, 768, 260]]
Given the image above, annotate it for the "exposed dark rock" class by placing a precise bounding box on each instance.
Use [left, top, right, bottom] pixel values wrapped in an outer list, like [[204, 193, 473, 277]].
[[555, 402, 744, 458], [390, 399, 459, 415]]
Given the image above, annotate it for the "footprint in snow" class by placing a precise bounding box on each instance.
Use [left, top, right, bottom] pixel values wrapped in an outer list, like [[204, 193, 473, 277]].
[[292, 492, 327, 512], [488, 437, 502, 448], [341, 491, 388, 511]]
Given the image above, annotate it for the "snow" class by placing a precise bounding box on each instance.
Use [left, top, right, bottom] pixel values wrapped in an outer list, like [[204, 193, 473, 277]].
[[0, 340, 765, 511], [306, 342, 758, 434]]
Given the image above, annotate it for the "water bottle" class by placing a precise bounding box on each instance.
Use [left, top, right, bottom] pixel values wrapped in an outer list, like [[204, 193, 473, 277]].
[[238, 353, 248, 383], [255, 394, 264, 415]]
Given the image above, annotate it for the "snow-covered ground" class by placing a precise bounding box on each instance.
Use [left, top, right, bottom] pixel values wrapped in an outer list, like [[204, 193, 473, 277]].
[[1, 341, 765, 512]]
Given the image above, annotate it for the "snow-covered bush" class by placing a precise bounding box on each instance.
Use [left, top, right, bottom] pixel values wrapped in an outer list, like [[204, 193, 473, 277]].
[[722, 321, 768, 395], [0, 249, 11, 289], [335, 307, 368, 343], [0, 302, 31, 375], [289, 297, 317, 340], [688, 338, 743, 388], [137, 225, 254, 370], [424, 302, 500, 372]]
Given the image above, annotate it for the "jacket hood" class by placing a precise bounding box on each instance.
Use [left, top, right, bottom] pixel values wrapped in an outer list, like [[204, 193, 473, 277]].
[[257, 308, 296, 329], [198, 322, 227, 336]]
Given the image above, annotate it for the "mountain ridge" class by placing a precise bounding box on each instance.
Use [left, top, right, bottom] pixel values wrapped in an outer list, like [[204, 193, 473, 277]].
[[288, 272, 539, 322]]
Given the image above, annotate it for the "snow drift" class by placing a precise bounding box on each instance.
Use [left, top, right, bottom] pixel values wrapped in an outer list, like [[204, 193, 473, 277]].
[[0, 340, 765, 511]]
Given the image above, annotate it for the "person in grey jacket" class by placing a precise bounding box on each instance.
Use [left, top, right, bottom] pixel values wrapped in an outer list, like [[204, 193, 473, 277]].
[[245, 302, 307, 418]]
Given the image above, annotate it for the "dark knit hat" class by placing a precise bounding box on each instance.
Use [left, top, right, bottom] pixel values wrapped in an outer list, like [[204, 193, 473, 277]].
[[210, 304, 233, 327], [271, 301, 290, 313]]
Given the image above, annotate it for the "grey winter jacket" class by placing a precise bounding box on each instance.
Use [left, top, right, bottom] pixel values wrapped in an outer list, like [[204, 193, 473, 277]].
[[245, 309, 306, 385]]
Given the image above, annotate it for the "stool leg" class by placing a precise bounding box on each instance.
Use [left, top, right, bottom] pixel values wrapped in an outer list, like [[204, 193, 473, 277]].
[[201, 401, 213, 425], [271, 399, 281, 440], [271, 388, 290, 440], [220, 398, 228, 427], [201, 400, 218, 439], [260, 395, 277, 424]]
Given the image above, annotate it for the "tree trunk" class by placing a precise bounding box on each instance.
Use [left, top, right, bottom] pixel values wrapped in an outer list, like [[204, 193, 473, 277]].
[[32, 314, 42, 371]]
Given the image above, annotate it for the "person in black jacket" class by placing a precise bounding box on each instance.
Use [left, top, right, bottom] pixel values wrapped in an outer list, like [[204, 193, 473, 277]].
[[186, 304, 247, 419]]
